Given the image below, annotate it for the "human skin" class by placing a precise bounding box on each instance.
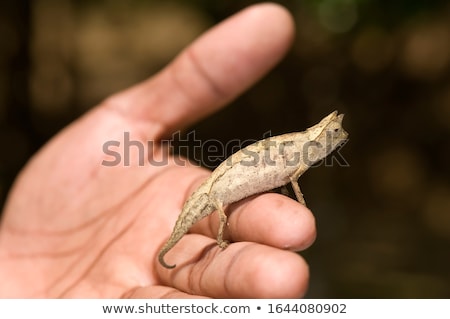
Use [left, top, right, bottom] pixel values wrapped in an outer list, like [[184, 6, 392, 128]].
[[0, 3, 316, 298]]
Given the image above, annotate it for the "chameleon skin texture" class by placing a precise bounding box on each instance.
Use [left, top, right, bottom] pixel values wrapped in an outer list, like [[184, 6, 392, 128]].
[[158, 111, 348, 268]]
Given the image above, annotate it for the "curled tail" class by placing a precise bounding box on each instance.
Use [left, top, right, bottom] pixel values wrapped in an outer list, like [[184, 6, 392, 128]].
[[157, 192, 215, 269], [158, 243, 177, 269], [158, 221, 189, 269]]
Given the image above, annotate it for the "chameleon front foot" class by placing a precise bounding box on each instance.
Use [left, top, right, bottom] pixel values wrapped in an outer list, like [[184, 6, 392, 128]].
[[291, 182, 306, 205]]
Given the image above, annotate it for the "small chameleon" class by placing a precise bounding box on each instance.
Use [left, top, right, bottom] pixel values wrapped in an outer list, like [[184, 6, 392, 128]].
[[158, 111, 348, 268]]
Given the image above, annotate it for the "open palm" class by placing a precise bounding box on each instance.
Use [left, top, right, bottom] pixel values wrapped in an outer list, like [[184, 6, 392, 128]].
[[0, 4, 315, 298]]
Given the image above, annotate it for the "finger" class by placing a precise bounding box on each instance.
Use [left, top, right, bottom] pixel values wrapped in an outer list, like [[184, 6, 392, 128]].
[[157, 234, 309, 298], [103, 3, 294, 137], [191, 193, 317, 251]]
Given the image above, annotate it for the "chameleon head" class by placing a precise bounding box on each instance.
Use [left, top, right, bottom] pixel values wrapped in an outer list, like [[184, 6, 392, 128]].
[[302, 111, 348, 166], [322, 112, 348, 150]]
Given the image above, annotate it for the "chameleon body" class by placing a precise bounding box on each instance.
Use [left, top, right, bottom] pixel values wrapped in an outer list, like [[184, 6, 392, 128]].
[[158, 111, 348, 268]]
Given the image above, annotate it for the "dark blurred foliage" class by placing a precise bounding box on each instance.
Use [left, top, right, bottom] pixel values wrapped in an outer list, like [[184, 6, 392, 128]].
[[1, 0, 449, 298]]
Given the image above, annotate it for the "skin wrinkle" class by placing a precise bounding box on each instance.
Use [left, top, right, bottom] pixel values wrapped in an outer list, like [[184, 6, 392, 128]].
[[125, 285, 210, 298], [121, 286, 138, 298], [101, 96, 168, 142], [4, 237, 92, 259], [29, 107, 164, 227], [196, 247, 218, 295], [164, 46, 229, 134], [222, 253, 235, 297], [57, 213, 138, 298], [170, 51, 215, 116], [40, 166, 179, 296], [223, 243, 252, 298], [185, 47, 229, 101], [3, 204, 109, 237], [2, 222, 110, 296], [168, 58, 206, 122], [160, 290, 178, 299], [189, 259, 203, 293], [3, 167, 159, 237], [158, 240, 216, 293], [42, 233, 97, 296]]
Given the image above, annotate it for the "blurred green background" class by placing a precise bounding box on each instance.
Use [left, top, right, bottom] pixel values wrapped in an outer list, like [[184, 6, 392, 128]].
[[1, 0, 449, 298]]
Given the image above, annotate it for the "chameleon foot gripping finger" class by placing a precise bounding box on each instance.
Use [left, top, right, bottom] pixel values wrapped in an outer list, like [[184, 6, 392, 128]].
[[158, 111, 348, 268]]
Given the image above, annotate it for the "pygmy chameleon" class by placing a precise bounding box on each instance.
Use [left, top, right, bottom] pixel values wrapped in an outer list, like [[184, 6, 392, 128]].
[[158, 111, 348, 268]]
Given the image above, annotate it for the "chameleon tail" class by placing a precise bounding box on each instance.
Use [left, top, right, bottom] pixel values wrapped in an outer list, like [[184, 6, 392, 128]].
[[157, 192, 215, 269], [157, 218, 190, 269], [158, 245, 176, 269]]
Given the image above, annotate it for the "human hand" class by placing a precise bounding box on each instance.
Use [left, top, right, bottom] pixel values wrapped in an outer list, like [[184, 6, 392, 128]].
[[0, 3, 315, 298]]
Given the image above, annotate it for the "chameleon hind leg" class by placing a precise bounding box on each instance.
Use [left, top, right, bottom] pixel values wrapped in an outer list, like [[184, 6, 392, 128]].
[[214, 201, 229, 249]]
